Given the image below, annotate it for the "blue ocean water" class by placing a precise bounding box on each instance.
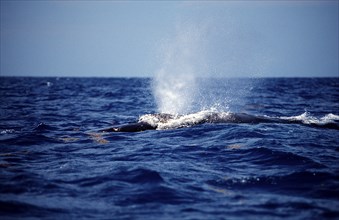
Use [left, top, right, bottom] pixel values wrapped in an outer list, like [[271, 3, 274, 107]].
[[1, 77, 339, 219]]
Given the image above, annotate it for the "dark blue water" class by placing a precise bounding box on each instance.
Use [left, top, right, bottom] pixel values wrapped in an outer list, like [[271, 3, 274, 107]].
[[1, 77, 339, 219]]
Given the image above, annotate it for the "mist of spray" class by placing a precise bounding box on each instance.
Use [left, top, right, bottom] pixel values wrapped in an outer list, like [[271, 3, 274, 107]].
[[153, 23, 207, 115], [153, 8, 269, 115]]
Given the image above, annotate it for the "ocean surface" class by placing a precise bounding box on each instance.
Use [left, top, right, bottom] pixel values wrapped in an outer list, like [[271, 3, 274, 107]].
[[1, 77, 339, 219]]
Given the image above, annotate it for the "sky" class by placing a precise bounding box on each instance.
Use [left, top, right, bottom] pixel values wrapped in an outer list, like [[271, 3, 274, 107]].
[[0, 1, 338, 78]]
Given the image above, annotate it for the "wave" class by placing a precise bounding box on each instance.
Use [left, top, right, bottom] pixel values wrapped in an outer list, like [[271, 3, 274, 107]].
[[101, 110, 339, 132], [279, 112, 339, 127], [206, 170, 339, 199]]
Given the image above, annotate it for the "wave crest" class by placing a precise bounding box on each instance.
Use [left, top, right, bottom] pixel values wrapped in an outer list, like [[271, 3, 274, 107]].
[[280, 112, 339, 126]]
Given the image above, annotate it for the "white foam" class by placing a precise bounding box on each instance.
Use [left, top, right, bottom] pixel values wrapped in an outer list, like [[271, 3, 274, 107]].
[[156, 111, 208, 130], [0, 129, 15, 134], [139, 109, 231, 130], [280, 112, 339, 125]]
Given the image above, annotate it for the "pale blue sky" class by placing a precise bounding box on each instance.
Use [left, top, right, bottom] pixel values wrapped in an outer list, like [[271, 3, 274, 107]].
[[1, 1, 338, 77]]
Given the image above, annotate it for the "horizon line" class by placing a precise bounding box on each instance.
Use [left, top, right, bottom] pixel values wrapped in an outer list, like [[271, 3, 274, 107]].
[[0, 75, 338, 79]]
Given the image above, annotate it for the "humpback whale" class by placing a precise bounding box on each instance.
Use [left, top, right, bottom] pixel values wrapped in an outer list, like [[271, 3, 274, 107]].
[[100, 111, 339, 132], [99, 112, 314, 133]]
